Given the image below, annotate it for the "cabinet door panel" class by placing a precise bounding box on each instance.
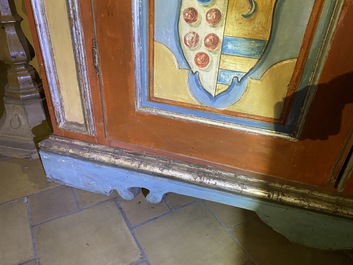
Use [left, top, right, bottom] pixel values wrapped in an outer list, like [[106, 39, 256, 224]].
[[93, 0, 353, 189]]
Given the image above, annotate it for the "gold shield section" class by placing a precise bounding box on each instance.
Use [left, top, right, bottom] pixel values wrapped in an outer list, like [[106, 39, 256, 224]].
[[227, 59, 297, 119], [219, 55, 259, 73], [153, 42, 197, 105], [225, 0, 277, 40]]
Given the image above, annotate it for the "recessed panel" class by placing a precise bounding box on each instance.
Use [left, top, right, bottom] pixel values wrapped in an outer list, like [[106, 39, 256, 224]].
[[135, 0, 339, 137], [43, 0, 85, 124], [31, 0, 94, 135]]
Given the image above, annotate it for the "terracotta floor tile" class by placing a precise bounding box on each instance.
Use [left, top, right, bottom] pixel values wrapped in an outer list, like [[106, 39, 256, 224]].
[[74, 188, 117, 208], [164, 192, 196, 208], [0, 199, 34, 265], [34, 201, 141, 265], [232, 214, 353, 265], [119, 192, 169, 226], [29, 185, 78, 225], [0, 158, 57, 203], [206, 201, 255, 228], [21, 260, 37, 265], [135, 203, 250, 265]]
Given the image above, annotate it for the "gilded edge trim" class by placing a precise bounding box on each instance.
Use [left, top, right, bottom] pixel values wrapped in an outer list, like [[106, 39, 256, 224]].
[[30, 0, 95, 135], [40, 136, 353, 219]]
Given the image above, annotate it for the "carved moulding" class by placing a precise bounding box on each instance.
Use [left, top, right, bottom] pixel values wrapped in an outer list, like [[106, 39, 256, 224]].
[[39, 136, 353, 250], [30, 0, 94, 135]]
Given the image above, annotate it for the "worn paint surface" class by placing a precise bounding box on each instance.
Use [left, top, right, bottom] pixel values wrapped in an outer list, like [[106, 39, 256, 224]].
[[40, 142, 353, 250], [40, 136, 353, 219]]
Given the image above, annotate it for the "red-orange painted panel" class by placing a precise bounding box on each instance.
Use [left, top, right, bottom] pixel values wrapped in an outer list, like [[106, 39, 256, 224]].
[[92, 0, 353, 191]]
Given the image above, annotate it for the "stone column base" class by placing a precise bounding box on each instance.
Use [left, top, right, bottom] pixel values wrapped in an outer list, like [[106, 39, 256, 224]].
[[0, 97, 51, 159]]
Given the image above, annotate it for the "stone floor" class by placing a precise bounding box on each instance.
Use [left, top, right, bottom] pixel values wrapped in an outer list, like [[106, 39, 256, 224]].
[[1, 157, 353, 265]]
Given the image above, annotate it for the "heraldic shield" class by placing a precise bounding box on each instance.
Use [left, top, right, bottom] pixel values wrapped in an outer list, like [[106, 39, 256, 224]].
[[178, 0, 277, 101]]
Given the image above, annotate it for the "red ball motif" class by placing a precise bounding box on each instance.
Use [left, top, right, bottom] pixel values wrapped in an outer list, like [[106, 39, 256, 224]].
[[183, 7, 199, 24], [194, 52, 210, 69], [184, 32, 200, 49], [206, 8, 222, 26], [204, 33, 220, 51]]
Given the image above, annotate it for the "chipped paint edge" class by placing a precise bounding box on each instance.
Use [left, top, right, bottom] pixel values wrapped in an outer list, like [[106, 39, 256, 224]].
[[39, 136, 353, 219]]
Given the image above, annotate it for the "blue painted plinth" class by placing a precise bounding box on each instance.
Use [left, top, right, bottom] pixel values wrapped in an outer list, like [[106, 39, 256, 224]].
[[39, 143, 353, 250]]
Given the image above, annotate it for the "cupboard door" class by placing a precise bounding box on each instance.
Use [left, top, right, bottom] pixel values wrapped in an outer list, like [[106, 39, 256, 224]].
[[93, 0, 353, 190], [25, 0, 353, 250]]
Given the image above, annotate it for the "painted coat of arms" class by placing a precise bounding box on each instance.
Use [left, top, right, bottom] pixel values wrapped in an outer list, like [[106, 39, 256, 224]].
[[153, 0, 281, 110], [179, 0, 275, 99], [146, 0, 326, 132]]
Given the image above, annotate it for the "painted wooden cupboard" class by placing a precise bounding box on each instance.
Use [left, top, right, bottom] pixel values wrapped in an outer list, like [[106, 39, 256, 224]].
[[27, 0, 353, 249]]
